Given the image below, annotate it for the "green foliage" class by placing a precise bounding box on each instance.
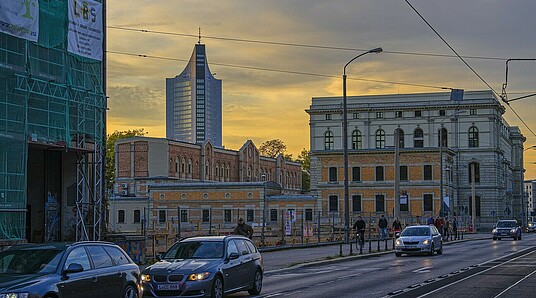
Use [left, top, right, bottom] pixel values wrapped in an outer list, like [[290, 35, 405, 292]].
[[296, 148, 311, 191], [105, 129, 147, 191], [259, 139, 287, 158]]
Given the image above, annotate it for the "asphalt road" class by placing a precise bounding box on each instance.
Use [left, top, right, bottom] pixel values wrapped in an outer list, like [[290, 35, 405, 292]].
[[229, 233, 536, 297]]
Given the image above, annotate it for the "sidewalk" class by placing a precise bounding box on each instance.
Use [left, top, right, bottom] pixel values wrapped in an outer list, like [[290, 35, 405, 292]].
[[261, 232, 489, 273]]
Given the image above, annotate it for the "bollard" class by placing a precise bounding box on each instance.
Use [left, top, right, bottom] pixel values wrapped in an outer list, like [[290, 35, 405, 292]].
[[339, 243, 343, 256], [385, 239, 388, 251], [360, 242, 363, 254], [462, 230, 464, 240], [350, 241, 353, 255], [377, 239, 380, 251], [392, 237, 395, 250], [368, 238, 372, 253]]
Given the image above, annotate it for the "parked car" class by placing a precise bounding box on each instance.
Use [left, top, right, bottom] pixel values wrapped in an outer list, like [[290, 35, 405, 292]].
[[394, 225, 443, 257], [141, 235, 263, 297], [492, 220, 522, 240], [0, 241, 141, 298], [526, 221, 536, 233]]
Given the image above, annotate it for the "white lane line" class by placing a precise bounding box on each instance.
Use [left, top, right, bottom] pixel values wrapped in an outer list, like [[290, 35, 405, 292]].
[[412, 266, 432, 273], [493, 267, 536, 298]]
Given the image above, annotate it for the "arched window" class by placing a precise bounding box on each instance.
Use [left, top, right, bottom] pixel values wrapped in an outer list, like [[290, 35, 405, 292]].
[[188, 159, 192, 174], [469, 126, 479, 147], [414, 128, 424, 148], [438, 127, 448, 147], [395, 128, 404, 148], [352, 129, 362, 149], [324, 130, 334, 150], [375, 129, 385, 149]]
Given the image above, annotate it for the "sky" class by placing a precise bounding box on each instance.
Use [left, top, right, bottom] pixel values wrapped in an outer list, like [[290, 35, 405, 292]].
[[105, 0, 536, 178]]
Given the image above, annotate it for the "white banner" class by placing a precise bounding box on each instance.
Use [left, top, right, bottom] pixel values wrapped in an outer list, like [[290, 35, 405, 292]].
[[68, 0, 103, 61], [0, 1, 39, 42]]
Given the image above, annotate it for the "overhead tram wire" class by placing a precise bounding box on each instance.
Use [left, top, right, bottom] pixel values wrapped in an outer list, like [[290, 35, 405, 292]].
[[108, 26, 509, 62], [106, 50, 449, 90], [404, 0, 536, 137]]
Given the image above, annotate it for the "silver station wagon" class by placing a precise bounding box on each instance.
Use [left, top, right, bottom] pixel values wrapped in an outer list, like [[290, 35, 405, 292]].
[[394, 225, 443, 257]]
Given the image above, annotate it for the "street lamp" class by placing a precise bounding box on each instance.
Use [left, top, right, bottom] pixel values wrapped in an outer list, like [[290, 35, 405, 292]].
[[343, 47, 382, 244], [261, 174, 267, 247], [439, 110, 465, 218]]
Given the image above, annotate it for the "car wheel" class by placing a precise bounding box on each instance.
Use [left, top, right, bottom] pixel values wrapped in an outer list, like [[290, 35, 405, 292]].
[[437, 245, 443, 255], [211, 276, 223, 298], [395, 252, 402, 257], [123, 285, 138, 298], [498, 238, 501, 240], [429, 244, 435, 256], [518, 234, 522, 240], [248, 269, 263, 295], [493, 237, 497, 241]]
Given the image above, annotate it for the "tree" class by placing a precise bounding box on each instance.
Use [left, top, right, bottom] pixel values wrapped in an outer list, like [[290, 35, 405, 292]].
[[296, 148, 311, 191], [105, 129, 147, 191], [259, 139, 287, 158]]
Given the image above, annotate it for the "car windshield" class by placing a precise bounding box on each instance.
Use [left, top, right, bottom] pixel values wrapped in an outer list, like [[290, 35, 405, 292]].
[[0, 248, 64, 274], [497, 221, 517, 228], [401, 227, 430, 237], [164, 241, 224, 259]]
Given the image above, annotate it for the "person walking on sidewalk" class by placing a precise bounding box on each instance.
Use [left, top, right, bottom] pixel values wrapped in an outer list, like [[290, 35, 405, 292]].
[[452, 215, 458, 240], [435, 216, 445, 237], [234, 218, 253, 239], [444, 217, 450, 241], [392, 218, 402, 235], [378, 215, 388, 240], [427, 214, 435, 225], [353, 216, 366, 245]]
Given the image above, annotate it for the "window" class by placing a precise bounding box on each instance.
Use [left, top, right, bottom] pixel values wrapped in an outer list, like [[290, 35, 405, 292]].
[[376, 112, 383, 119], [224, 209, 232, 222], [270, 209, 278, 222], [133, 210, 140, 223], [423, 194, 434, 212], [468, 195, 481, 216], [395, 128, 404, 148], [375, 166, 384, 181], [439, 109, 446, 116], [413, 128, 424, 147], [329, 167, 338, 182], [468, 162, 480, 183], [246, 209, 254, 222], [180, 209, 188, 222], [202, 209, 210, 222], [325, 114, 332, 120], [469, 126, 479, 147], [305, 209, 313, 221], [324, 131, 334, 150], [64, 247, 91, 271], [353, 112, 359, 119], [439, 127, 448, 147], [118, 210, 125, 223], [329, 195, 339, 212], [352, 130, 362, 149], [470, 109, 477, 115], [158, 210, 166, 223], [423, 165, 433, 180], [352, 166, 361, 182], [375, 194, 385, 212], [400, 165, 408, 181], [415, 110, 422, 117], [103, 246, 130, 265], [395, 111, 403, 118], [86, 246, 114, 269], [352, 195, 362, 212], [375, 129, 385, 149]]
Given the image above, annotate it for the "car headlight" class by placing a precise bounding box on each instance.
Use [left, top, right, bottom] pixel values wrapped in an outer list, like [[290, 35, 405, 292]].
[[422, 239, 431, 245], [0, 293, 29, 298], [141, 274, 151, 282], [511, 229, 517, 233], [187, 272, 210, 281], [492, 229, 497, 233], [395, 239, 402, 245]]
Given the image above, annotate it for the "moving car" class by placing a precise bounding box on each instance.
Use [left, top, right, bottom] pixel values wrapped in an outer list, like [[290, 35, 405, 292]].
[[0, 241, 141, 298], [394, 225, 443, 257], [492, 220, 522, 240], [141, 235, 263, 297], [526, 221, 536, 233]]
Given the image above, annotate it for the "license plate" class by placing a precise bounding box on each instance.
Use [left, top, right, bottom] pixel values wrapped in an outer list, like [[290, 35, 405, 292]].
[[405, 246, 416, 249], [157, 283, 181, 291], [501, 233, 508, 236]]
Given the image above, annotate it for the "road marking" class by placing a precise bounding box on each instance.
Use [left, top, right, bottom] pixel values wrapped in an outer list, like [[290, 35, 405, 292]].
[[412, 266, 432, 273], [493, 267, 536, 298]]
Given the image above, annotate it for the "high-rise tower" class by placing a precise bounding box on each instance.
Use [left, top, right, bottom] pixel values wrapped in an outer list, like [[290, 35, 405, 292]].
[[166, 44, 222, 147]]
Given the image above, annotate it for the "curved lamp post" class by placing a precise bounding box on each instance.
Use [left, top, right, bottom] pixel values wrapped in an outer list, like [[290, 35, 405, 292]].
[[343, 47, 382, 243]]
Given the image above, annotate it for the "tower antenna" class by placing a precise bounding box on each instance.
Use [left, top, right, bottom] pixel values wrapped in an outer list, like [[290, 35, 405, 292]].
[[198, 27, 201, 44]]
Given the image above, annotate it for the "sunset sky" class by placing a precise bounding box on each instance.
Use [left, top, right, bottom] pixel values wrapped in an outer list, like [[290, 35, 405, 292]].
[[105, 0, 536, 178]]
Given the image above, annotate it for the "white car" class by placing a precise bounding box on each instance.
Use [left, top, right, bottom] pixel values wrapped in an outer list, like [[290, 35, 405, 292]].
[[394, 225, 443, 257]]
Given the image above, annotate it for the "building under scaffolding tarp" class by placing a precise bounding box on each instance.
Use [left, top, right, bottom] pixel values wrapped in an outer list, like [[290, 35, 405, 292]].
[[0, 0, 106, 246]]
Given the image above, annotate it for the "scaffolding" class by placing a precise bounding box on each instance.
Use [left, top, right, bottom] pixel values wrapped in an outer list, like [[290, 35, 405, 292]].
[[0, 0, 105, 243]]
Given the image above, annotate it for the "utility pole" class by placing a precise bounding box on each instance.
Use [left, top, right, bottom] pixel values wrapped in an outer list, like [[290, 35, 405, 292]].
[[394, 128, 400, 219], [471, 163, 476, 232]]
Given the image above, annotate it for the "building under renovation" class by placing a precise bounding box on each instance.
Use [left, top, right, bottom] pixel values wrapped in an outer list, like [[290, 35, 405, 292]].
[[0, 0, 106, 246]]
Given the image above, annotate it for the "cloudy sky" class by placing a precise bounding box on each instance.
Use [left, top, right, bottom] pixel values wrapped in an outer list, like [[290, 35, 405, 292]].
[[106, 0, 536, 178]]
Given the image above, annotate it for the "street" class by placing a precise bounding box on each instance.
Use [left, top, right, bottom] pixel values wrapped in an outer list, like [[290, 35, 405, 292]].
[[229, 233, 536, 297]]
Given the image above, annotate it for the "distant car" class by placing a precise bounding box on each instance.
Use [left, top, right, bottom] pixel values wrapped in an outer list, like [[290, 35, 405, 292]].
[[526, 221, 536, 233], [492, 220, 522, 240], [141, 235, 263, 297], [0, 241, 141, 298], [394, 225, 443, 257]]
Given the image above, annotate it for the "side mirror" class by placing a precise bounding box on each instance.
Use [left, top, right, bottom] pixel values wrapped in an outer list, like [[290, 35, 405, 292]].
[[395, 232, 400, 239], [155, 254, 163, 261], [228, 252, 239, 260], [63, 263, 84, 275]]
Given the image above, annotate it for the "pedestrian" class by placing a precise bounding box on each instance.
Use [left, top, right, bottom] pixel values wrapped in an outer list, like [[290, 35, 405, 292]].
[[435, 216, 444, 237], [452, 215, 458, 240], [353, 216, 366, 245], [233, 218, 253, 239], [378, 215, 388, 240], [444, 217, 450, 241], [427, 214, 435, 225], [392, 218, 402, 236]]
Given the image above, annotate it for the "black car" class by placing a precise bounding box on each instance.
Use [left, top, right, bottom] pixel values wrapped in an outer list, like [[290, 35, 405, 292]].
[[0, 241, 141, 298], [141, 235, 263, 297]]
